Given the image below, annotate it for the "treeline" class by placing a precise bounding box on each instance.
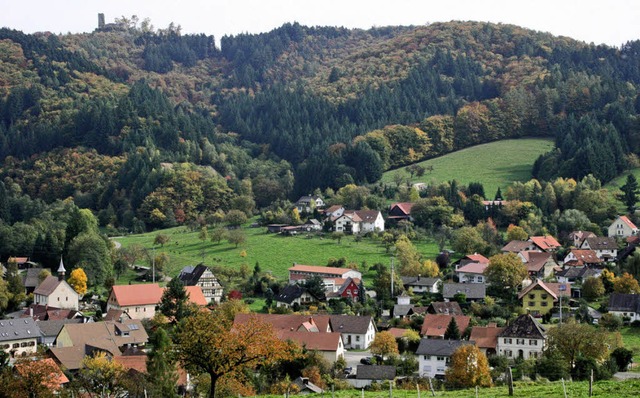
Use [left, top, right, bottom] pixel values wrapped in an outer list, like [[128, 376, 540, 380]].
[[136, 31, 218, 73]]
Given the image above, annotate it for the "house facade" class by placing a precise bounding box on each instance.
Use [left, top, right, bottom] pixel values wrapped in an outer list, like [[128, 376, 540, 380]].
[[329, 315, 376, 349], [178, 264, 224, 303], [455, 261, 488, 283], [334, 210, 384, 234], [388, 202, 414, 222], [295, 196, 325, 214], [518, 251, 557, 279], [33, 275, 79, 311], [518, 280, 569, 316], [608, 215, 639, 238], [608, 293, 640, 322], [563, 249, 604, 267], [106, 283, 163, 319], [497, 314, 546, 359], [580, 237, 618, 261], [416, 339, 472, 379], [0, 318, 40, 358], [402, 276, 440, 294], [275, 285, 320, 308], [288, 264, 362, 285]]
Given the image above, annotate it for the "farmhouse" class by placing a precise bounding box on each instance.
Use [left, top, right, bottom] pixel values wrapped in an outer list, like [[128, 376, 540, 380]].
[[178, 264, 224, 303], [579, 237, 618, 261], [497, 314, 546, 359], [0, 318, 40, 358]]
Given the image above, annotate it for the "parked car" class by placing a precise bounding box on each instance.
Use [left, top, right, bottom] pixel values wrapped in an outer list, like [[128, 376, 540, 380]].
[[360, 357, 372, 365]]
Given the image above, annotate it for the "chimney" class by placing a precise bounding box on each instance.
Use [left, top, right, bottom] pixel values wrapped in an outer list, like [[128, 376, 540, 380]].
[[57, 257, 66, 281]]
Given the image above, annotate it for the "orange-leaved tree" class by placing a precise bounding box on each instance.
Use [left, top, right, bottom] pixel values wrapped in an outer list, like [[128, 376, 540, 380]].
[[369, 331, 399, 360], [445, 344, 492, 388], [174, 310, 298, 398]]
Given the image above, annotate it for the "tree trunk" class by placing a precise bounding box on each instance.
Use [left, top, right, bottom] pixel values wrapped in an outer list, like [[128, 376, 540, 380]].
[[209, 374, 218, 398]]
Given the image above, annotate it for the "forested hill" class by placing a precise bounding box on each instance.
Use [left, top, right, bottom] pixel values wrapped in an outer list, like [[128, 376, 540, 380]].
[[0, 20, 639, 233]]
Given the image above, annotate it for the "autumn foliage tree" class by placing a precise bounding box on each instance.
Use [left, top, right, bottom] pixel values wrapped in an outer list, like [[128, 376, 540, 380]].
[[613, 272, 640, 294], [369, 331, 399, 360], [174, 310, 298, 398], [445, 344, 492, 388], [484, 253, 528, 300], [68, 268, 88, 295]]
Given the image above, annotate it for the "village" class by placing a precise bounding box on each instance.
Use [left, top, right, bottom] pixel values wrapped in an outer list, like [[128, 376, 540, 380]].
[[2, 190, 640, 396]]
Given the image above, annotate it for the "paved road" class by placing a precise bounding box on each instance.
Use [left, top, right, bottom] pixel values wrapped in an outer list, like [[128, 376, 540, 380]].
[[343, 350, 371, 371]]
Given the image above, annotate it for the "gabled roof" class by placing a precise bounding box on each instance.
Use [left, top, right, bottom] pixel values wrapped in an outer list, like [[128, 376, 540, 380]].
[[234, 314, 331, 333], [608, 293, 640, 313], [401, 276, 440, 287], [420, 314, 471, 337], [178, 264, 215, 286], [110, 283, 163, 306], [275, 284, 311, 304], [520, 251, 555, 273], [356, 365, 396, 380], [618, 215, 638, 230], [456, 261, 488, 275], [329, 315, 374, 334], [427, 302, 464, 316], [324, 205, 344, 214], [583, 237, 618, 251], [21, 304, 79, 321], [15, 358, 69, 388], [442, 283, 486, 300], [114, 354, 148, 374], [22, 267, 44, 289], [393, 304, 413, 317], [36, 318, 84, 338], [415, 339, 472, 356], [529, 235, 561, 251], [565, 249, 602, 265], [354, 210, 381, 223], [289, 264, 356, 276], [33, 275, 64, 296], [499, 314, 546, 339], [389, 202, 413, 216], [465, 253, 490, 263], [502, 240, 534, 253], [387, 327, 410, 339], [334, 277, 360, 296], [469, 324, 504, 350], [518, 280, 568, 300], [568, 230, 597, 244], [555, 266, 601, 280], [0, 318, 41, 342], [278, 330, 342, 351], [184, 285, 208, 306]]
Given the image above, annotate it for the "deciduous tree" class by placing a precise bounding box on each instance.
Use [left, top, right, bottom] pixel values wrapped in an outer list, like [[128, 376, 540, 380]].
[[506, 224, 528, 241], [445, 344, 492, 388], [154, 233, 171, 247], [369, 331, 399, 360], [147, 327, 178, 397], [227, 228, 246, 248], [614, 272, 640, 294], [174, 311, 297, 398], [68, 268, 88, 295], [484, 253, 528, 299], [546, 321, 617, 368], [582, 276, 605, 300]]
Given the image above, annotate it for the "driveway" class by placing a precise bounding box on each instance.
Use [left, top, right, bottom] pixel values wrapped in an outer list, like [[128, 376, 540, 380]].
[[343, 350, 371, 370]]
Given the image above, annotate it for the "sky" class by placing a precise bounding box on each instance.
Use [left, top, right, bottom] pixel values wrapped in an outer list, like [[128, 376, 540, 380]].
[[1, 0, 639, 47]]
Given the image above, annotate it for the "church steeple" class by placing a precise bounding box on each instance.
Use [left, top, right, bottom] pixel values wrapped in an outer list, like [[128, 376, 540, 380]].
[[57, 257, 66, 281]]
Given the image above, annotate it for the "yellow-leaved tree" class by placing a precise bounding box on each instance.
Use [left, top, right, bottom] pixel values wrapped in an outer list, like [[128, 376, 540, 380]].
[[369, 331, 399, 360], [68, 268, 88, 295], [445, 344, 492, 388]]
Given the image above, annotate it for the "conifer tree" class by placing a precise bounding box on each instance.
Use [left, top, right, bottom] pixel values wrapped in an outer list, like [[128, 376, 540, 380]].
[[444, 317, 461, 340], [618, 174, 640, 213], [147, 328, 178, 397]]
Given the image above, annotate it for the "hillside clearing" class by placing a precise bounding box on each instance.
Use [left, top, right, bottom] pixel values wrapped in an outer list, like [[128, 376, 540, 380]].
[[381, 138, 554, 197]]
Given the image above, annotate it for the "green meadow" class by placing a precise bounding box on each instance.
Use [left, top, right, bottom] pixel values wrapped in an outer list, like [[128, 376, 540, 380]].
[[114, 226, 441, 284], [381, 138, 555, 197]]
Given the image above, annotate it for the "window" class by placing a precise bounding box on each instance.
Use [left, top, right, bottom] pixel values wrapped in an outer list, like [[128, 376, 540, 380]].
[[541, 301, 548, 307], [424, 355, 431, 360], [12, 343, 19, 348], [541, 294, 548, 299], [529, 294, 535, 299], [504, 338, 512, 344], [529, 301, 535, 307], [531, 352, 538, 358], [437, 356, 445, 361], [529, 340, 538, 346], [356, 336, 360, 342], [505, 350, 512, 357], [516, 339, 525, 345]]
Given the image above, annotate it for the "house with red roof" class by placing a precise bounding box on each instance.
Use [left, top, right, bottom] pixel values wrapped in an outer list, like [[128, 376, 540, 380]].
[[528, 236, 562, 252], [388, 202, 414, 222], [469, 324, 504, 356], [563, 249, 604, 267], [518, 280, 570, 316], [608, 215, 639, 238], [517, 251, 557, 279], [288, 264, 362, 285], [455, 260, 488, 284], [107, 284, 164, 319], [420, 314, 471, 338]]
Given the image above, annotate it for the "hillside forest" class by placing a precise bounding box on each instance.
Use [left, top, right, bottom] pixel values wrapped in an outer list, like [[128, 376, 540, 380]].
[[0, 18, 639, 272]]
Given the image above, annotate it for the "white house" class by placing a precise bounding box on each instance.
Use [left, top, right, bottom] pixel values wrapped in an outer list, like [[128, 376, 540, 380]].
[[496, 314, 546, 360], [579, 237, 618, 261], [401, 276, 441, 294], [329, 315, 376, 350], [106, 283, 163, 320], [178, 264, 224, 303], [608, 293, 640, 322], [334, 210, 384, 234], [295, 195, 325, 214], [455, 261, 488, 283], [608, 215, 639, 238], [33, 260, 79, 311], [416, 339, 472, 379], [0, 318, 41, 359]]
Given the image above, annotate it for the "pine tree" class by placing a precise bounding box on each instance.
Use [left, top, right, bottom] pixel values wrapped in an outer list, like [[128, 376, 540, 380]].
[[618, 174, 640, 213], [159, 277, 192, 323], [147, 328, 178, 397], [444, 317, 461, 340]]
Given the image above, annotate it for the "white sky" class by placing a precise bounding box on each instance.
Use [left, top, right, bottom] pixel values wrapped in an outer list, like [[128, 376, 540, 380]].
[[1, 0, 639, 47]]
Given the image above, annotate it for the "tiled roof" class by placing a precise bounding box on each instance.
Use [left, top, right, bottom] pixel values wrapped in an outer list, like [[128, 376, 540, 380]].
[[469, 325, 504, 350], [620, 215, 638, 230], [111, 283, 163, 306], [465, 253, 490, 263], [36, 318, 83, 338], [420, 314, 471, 337], [114, 354, 148, 373], [456, 262, 488, 274], [427, 302, 464, 316], [330, 315, 374, 334], [387, 328, 410, 339], [234, 314, 331, 333], [442, 283, 486, 299], [390, 202, 413, 215], [0, 318, 41, 342], [356, 365, 396, 380], [529, 235, 561, 250], [354, 210, 381, 223], [15, 358, 69, 387], [184, 285, 208, 306], [499, 314, 546, 339], [275, 284, 308, 304], [583, 237, 618, 250], [502, 240, 534, 252], [415, 339, 473, 356], [565, 249, 602, 265], [22, 267, 43, 289], [401, 276, 440, 287], [33, 275, 63, 296], [289, 264, 356, 276], [278, 330, 342, 351], [520, 251, 554, 273], [608, 293, 640, 313]]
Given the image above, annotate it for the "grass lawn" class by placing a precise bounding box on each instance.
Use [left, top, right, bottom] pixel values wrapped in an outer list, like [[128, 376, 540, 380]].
[[114, 226, 441, 285], [620, 326, 640, 368], [381, 138, 554, 197]]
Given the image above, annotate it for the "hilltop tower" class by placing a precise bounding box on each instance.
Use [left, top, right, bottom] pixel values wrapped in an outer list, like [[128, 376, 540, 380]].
[[98, 13, 105, 30]]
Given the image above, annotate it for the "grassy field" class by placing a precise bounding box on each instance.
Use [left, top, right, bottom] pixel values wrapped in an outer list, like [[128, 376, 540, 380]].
[[381, 138, 554, 197], [255, 379, 640, 398], [114, 226, 441, 284], [620, 326, 640, 367]]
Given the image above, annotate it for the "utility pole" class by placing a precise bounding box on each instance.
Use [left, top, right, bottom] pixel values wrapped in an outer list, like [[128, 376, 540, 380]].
[[390, 257, 395, 298], [152, 246, 156, 283]]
